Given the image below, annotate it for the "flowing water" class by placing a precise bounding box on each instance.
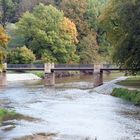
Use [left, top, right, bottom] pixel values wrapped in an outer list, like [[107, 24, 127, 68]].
[[0, 73, 140, 140]]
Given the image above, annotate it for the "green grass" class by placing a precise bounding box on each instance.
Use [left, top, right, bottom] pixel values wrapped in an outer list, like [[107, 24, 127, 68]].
[[0, 108, 36, 124], [32, 71, 44, 78], [112, 88, 140, 105], [0, 109, 17, 123], [117, 76, 140, 88]]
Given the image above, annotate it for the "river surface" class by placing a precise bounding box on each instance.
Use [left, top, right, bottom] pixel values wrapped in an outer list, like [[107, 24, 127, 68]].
[[0, 73, 140, 140]]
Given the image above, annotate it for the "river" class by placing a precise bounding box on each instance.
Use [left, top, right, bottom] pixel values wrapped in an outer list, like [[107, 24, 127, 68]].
[[0, 73, 140, 140]]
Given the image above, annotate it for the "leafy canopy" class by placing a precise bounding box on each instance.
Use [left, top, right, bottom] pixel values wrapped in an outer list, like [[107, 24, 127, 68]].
[[7, 46, 35, 64], [0, 0, 20, 27], [15, 4, 79, 63], [100, 0, 140, 70]]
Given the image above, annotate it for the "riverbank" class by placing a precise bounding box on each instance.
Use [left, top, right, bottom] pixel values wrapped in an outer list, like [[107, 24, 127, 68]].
[[112, 88, 140, 105], [94, 76, 128, 94], [117, 76, 140, 88], [111, 77, 140, 105]]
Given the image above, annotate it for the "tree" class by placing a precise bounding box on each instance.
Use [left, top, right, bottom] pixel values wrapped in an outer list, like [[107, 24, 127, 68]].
[[0, 0, 20, 27], [100, 0, 140, 71], [59, 0, 100, 63], [58, 0, 109, 63], [17, 0, 55, 18], [59, 0, 89, 39], [79, 33, 100, 64], [0, 26, 9, 69], [15, 4, 79, 63], [7, 46, 35, 64]]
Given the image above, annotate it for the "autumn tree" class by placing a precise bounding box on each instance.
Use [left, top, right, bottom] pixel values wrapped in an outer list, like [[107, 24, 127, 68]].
[[58, 0, 99, 63], [58, 0, 109, 63], [15, 4, 79, 63], [0, 26, 9, 69]]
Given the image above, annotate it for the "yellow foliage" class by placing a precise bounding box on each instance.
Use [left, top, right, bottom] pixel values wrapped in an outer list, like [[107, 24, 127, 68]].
[[0, 26, 10, 69], [0, 26, 10, 47], [60, 17, 78, 44]]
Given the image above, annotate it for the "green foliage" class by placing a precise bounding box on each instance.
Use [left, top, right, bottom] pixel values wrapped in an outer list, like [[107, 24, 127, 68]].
[[59, 0, 109, 63], [32, 71, 44, 78], [7, 46, 35, 64], [41, 51, 57, 63], [100, 0, 140, 71], [0, 108, 16, 122], [79, 33, 100, 64], [6, 23, 25, 48], [0, 0, 20, 27], [112, 88, 140, 105], [15, 4, 79, 63]]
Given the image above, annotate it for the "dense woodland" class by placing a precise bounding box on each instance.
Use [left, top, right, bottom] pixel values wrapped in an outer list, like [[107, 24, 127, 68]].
[[0, 0, 140, 71]]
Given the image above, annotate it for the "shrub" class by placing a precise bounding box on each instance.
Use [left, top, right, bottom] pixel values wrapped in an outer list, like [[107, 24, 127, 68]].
[[7, 46, 36, 64], [112, 88, 140, 105]]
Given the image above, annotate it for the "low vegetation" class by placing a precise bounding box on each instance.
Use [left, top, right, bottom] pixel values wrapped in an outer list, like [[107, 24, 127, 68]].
[[32, 71, 44, 78], [7, 46, 35, 64], [112, 88, 140, 105], [117, 77, 140, 88], [0, 108, 36, 124], [0, 108, 17, 123]]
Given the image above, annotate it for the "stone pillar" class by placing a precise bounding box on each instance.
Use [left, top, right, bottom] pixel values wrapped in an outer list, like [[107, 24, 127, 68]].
[[44, 63, 54, 73], [93, 64, 103, 87], [44, 63, 55, 86], [3, 63, 7, 72], [44, 72, 55, 86], [0, 73, 7, 88]]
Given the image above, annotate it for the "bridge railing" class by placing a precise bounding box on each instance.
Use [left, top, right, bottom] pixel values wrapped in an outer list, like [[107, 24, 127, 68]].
[[7, 64, 44, 69], [103, 64, 119, 69], [55, 64, 94, 68], [7, 64, 119, 69]]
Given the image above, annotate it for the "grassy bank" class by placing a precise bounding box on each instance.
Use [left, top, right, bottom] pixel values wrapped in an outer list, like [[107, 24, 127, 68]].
[[117, 76, 140, 88], [112, 88, 140, 105], [0, 109, 17, 123], [0, 108, 37, 125]]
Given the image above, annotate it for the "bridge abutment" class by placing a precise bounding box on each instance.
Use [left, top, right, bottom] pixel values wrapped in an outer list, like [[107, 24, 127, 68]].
[[44, 72, 55, 86], [93, 64, 103, 87], [44, 63, 55, 86]]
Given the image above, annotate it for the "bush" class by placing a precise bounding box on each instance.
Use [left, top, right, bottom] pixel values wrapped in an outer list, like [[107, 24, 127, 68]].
[[7, 46, 36, 64], [112, 88, 140, 105]]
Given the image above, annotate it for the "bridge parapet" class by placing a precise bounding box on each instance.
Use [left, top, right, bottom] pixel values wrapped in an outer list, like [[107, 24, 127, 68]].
[[103, 64, 119, 69], [7, 64, 44, 69], [55, 64, 94, 68]]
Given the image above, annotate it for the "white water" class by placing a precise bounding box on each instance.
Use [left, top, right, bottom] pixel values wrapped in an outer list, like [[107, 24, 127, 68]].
[[6, 73, 41, 81], [0, 78, 140, 140]]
